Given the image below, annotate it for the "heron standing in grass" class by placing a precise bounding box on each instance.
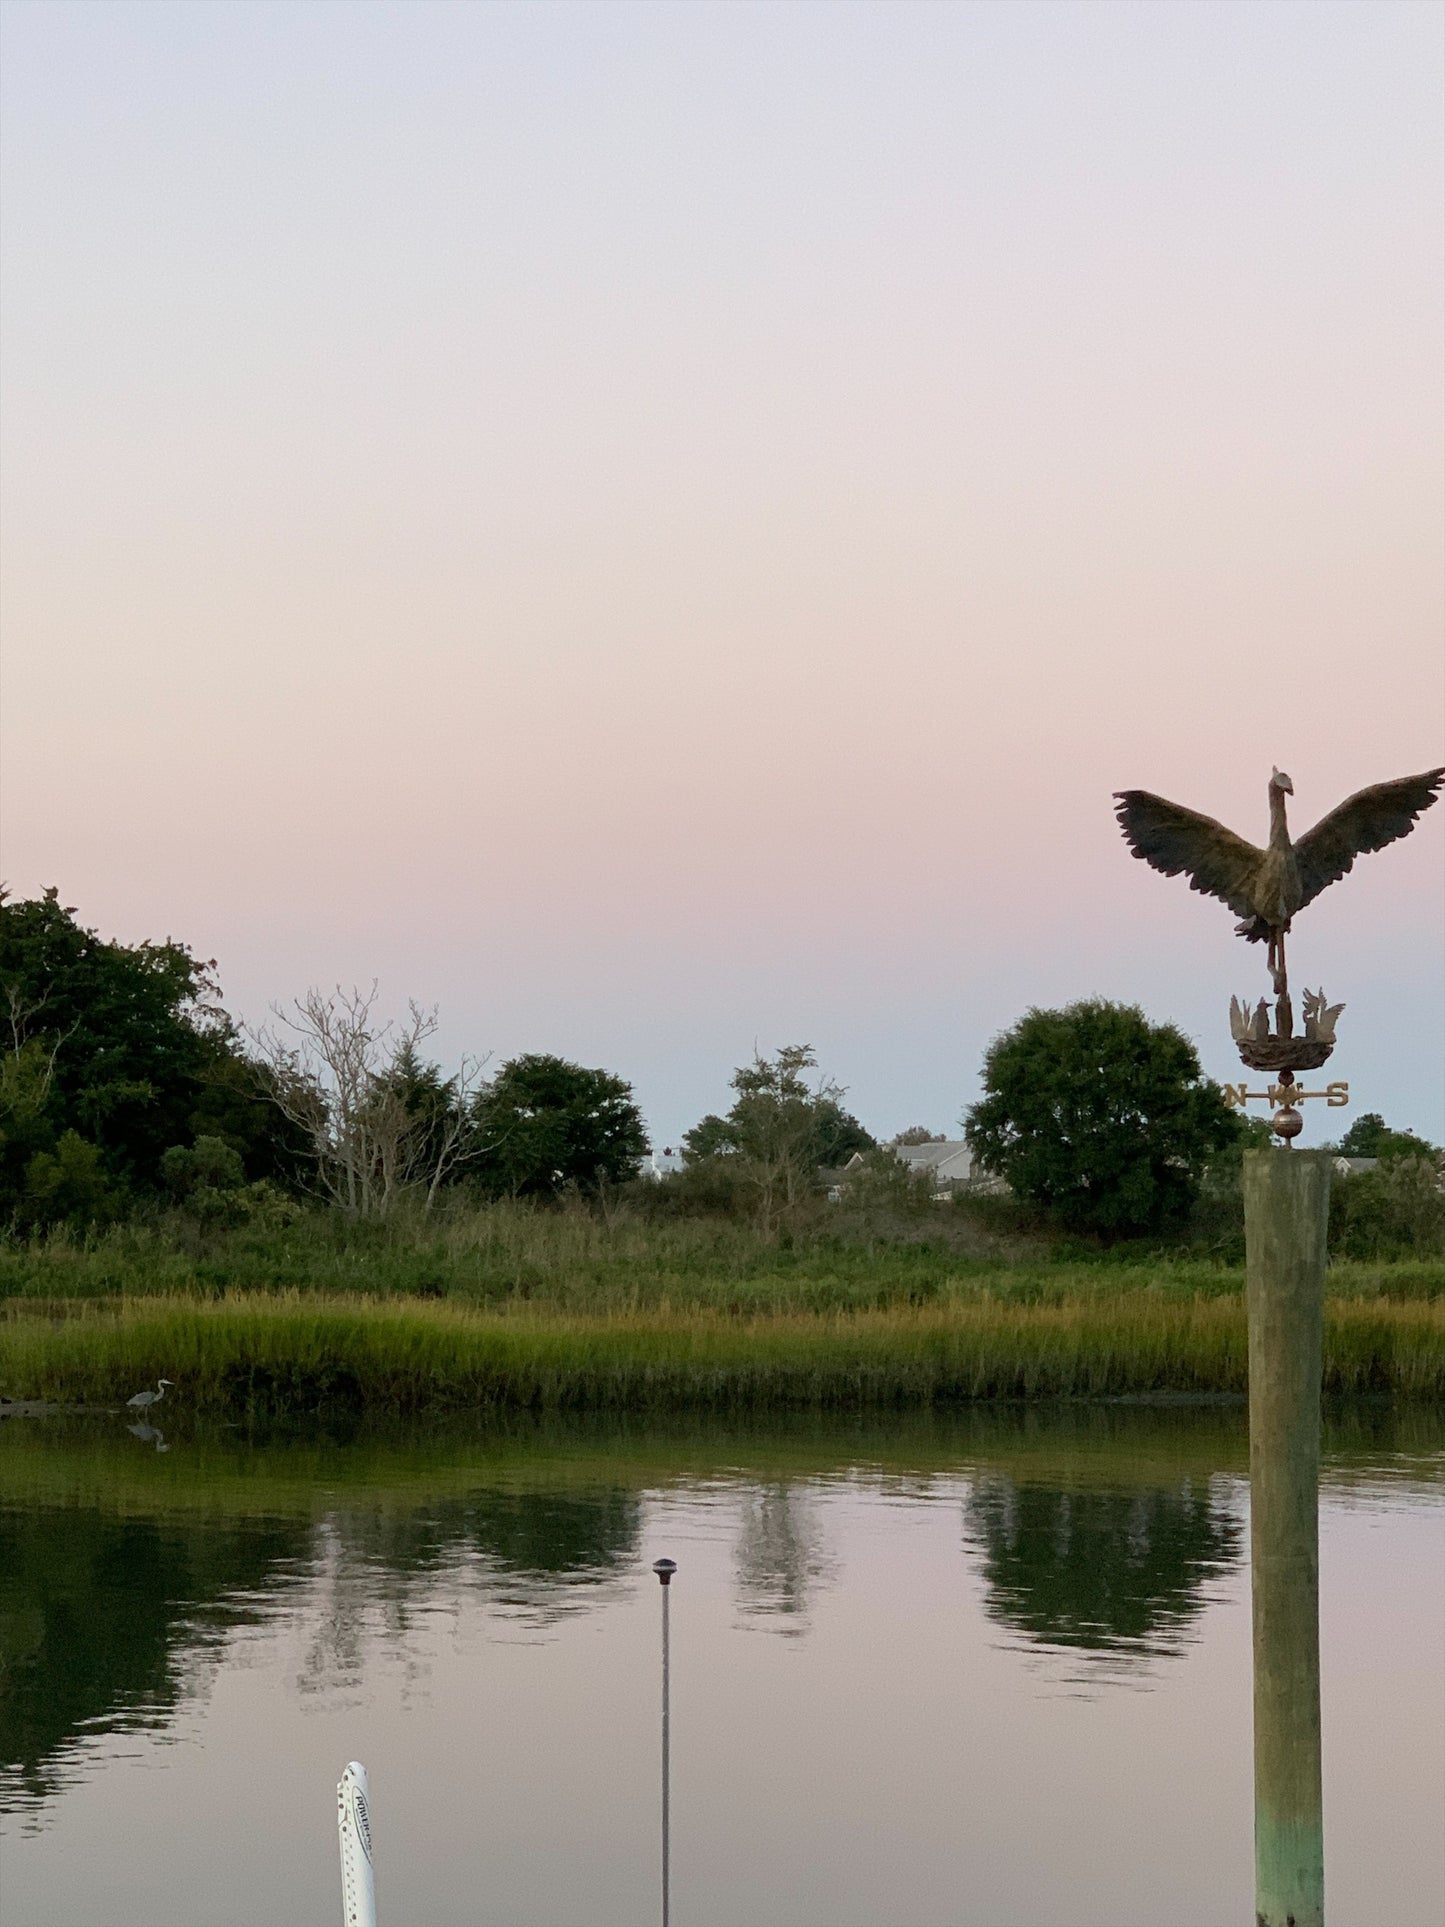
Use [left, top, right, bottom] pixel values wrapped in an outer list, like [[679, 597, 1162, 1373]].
[[126, 1378, 173, 1416]]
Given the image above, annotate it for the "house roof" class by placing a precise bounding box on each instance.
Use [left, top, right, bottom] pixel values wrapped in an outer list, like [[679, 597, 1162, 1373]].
[[893, 1140, 969, 1170]]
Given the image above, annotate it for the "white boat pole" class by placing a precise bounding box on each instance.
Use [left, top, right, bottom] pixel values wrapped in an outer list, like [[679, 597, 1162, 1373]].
[[337, 1760, 377, 1927]]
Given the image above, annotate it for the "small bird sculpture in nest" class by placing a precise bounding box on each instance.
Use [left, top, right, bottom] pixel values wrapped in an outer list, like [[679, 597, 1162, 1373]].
[[1301, 987, 1345, 1044], [1115, 765, 1444, 995], [1229, 995, 1275, 1045]]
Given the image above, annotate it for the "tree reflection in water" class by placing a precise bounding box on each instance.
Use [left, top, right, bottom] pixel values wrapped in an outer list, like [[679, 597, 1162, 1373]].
[[963, 1475, 1241, 1660], [294, 1485, 644, 1691], [0, 1507, 312, 1807], [462, 1487, 641, 1607], [734, 1483, 834, 1633], [0, 1483, 643, 1806]]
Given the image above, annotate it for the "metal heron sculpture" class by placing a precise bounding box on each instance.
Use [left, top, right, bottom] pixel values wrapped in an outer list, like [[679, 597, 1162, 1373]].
[[1114, 765, 1444, 998], [126, 1377, 173, 1416]]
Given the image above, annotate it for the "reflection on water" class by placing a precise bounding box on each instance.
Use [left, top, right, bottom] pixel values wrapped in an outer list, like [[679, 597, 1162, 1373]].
[[0, 1406, 1441, 1926], [734, 1483, 834, 1632], [463, 1486, 641, 1605], [965, 1475, 1240, 1659], [0, 1479, 647, 1807], [0, 1505, 310, 1805]]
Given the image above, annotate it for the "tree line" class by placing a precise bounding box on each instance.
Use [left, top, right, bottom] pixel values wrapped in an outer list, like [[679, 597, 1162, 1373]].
[[1, 888, 1438, 1243], [0, 890, 651, 1227]]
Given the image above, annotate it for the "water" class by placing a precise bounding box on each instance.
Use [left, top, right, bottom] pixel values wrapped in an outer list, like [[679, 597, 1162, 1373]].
[[0, 1405, 1441, 1927]]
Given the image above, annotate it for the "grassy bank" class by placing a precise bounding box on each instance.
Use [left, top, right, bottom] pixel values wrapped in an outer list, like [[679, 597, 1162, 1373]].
[[3, 1202, 1440, 1413], [2, 1203, 1442, 1312], [3, 1290, 1442, 1413]]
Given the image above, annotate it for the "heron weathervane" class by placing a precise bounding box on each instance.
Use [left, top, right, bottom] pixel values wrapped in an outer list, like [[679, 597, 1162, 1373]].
[[1114, 764, 1444, 1140]]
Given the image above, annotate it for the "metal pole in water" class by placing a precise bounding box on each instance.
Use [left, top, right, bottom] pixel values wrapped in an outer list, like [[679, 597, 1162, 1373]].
[[1244, 1149, 1329, 1927], [653, 1558, 677, 1927], [337, 1760, 378, 1927]]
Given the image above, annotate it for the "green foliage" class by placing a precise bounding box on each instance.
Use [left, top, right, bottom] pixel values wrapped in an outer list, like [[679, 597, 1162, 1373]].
[[471, 1055, 647, 1199], [189, 1048, 313, 1192], [813, 1097, 875, 1166], [1375, 1131, 1435, 1163], [830, 1145, 940, 1214], [160, 1136, 246, 1200], [682, 1045, 875, 1230], [21, 1131, 121, 1229], [965, 1000, 1241, 1237], [1331, 1158, 1445, 1261], [1211, 1114, 1274, 1167], [0, 887, 215, 1192], [372, 1040, 466, 1185], [0, 1189, 1438, 1330], [1338, 1113, 1387, 1156], [158, 1135, 263, 1228], [636, 1155, 757, 1220], [1337, 1112, 1440, 1163], [0, 888, 300, 1220]]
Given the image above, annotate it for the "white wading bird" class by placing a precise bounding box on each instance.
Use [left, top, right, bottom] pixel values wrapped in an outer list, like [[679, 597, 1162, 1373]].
[[125, 1377, 173, 1416]]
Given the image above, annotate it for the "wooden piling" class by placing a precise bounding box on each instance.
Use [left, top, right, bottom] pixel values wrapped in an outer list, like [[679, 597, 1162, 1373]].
[[1244, 1148, 1330, 1927]]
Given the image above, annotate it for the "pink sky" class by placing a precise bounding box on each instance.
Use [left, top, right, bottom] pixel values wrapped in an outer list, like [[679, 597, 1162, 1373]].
[[2, 1, 1441, 1144]]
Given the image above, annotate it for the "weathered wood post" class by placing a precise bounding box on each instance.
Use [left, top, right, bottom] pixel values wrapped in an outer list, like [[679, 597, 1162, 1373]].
[[1113, 763, 1445, 1926], [1244, 1148, 1330, 1927]]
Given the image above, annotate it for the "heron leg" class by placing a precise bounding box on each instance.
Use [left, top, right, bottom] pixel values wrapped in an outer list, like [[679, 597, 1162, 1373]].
[[1268, 930, 1289, 1000], [1271, 932, 1292, 1038]]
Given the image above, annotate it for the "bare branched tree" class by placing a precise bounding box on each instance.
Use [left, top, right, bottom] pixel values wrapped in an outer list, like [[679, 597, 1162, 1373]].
[[250, 984, 487, 1218], [1, 985, 77, 1127]]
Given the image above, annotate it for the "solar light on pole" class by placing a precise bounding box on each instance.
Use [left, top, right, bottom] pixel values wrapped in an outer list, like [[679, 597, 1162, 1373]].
[[652, 1558, 677, 1927]]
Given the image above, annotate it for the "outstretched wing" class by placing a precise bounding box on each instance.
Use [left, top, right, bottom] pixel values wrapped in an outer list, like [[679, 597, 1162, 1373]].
[[1294, 767, 1445, 911], [1113, 790, 1263, 921]]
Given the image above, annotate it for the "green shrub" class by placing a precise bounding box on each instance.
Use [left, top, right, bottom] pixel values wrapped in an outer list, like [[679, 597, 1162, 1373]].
[[965, 1001, 1241, 1237], [21, 1131, 122, 1229], [1330, 1158, 1445, 1261], [160, 1135, 246, 1198]]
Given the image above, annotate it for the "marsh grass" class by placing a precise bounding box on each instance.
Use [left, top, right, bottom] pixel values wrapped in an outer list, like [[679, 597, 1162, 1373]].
[[2, 1202, 1439, 1313], [0, 1202, 1033, 1308], [2, 1289, 1440, 1413], [2, 1201, 1438, 1414]]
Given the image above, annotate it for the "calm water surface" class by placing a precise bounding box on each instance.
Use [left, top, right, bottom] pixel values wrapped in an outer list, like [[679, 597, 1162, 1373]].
[[0, 1405, 1441, 1927]]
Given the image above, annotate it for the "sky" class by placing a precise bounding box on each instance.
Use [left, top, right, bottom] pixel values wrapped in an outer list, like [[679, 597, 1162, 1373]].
[[2, 0, 1442, 1148]]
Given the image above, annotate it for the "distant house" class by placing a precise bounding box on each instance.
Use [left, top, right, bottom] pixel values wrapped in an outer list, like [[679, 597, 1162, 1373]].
[[821, 1139, 1004, 1202], [1332, 1157, 1379, 1179], [892, 1139, 980, 1190], [637, 1148, 686, 1180], [1332, 1153, 1445, 1193]]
